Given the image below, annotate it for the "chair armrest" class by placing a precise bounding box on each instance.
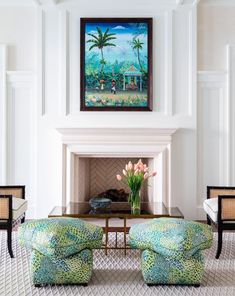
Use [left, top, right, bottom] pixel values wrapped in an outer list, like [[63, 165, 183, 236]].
[[218, 195, 235, 221], [0, 195, 12, 221]]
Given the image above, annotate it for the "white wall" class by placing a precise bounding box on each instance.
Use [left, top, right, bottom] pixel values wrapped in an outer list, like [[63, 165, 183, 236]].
[[0, 7, 36, 70], [198, 4, 235, 70], [2, 0, 234, 220]]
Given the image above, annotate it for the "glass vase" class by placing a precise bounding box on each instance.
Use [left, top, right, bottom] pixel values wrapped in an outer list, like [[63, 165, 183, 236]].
[[129, 190, 141, 215]]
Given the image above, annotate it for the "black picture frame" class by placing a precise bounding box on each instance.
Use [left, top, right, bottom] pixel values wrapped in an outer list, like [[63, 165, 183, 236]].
[[80, 18, 153, 111]]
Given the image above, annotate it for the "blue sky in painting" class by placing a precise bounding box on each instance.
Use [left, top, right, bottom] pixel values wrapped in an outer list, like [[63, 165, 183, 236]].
[[85, 22, 148, 64]]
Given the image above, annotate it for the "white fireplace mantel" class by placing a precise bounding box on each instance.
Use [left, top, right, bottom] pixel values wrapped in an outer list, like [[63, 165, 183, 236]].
[[56, 128, 177, 145], [56, 127, 178, 209]]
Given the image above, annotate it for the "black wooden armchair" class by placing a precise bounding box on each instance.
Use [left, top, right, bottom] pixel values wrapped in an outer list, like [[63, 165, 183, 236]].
[[203, 186, 235, 259], [0, 186, 27, 258]]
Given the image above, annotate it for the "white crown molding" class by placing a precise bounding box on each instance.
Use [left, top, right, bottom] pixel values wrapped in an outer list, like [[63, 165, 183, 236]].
[[0, 0, 201, 6], [176, 0, 201, 5], [0, 0, 58, 6], [0, 0, 33, 6], [199, 0, 235, 6], [33, 0, 58, 5], [33, 0, 41, 5]]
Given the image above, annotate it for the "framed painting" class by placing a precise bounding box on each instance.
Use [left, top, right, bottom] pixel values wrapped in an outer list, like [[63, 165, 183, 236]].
[[80, 18, 153, 111]]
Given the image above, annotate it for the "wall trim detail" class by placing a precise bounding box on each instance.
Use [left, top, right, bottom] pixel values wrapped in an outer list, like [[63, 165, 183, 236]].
[[164, 9, 173, 115], [37, 8, 46, 116], [0, 0, 201, 7], [197, 71, 227, 82], [59, 9, 70, 116], [6, 70, 37, 218], [188, 6, 197, 117], [227, 44, 235, 184], [0, 45, 7, 184], [197, 70, 229, 208]]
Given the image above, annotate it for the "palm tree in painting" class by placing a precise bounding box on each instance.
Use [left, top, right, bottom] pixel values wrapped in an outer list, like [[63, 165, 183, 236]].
[[87, 27, 116, 74], [132, 38, 144, 72]]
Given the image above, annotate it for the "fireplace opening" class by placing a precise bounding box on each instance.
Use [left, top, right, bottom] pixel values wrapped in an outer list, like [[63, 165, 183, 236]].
[[75, 157, 154, 203]]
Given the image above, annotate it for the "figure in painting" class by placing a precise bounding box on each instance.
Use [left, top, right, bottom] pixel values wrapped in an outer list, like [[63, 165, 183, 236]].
[[111, 79, 116, 94], [100, 79, 105, 90]]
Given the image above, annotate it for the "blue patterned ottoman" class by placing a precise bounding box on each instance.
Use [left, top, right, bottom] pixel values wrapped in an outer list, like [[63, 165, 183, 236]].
[[129, 218, 213, 286], [19, 218, 103, 286]]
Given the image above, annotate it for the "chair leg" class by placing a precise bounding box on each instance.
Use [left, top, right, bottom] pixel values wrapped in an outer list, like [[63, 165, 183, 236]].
[[206, 215, 211, 225], [21, 215, 25, 224], [7, 228, 14, 258], [215, 228, 223, 259]]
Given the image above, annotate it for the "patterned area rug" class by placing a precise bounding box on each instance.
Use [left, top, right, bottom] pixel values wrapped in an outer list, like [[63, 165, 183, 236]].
[[0, 232, 234, 296]]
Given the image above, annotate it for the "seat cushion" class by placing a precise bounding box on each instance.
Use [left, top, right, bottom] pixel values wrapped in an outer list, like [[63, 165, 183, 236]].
[[203, 198, 218, 222], [129, 218, 213, 259], [12, 197, 27, 220], [18, 218, 103, 259]]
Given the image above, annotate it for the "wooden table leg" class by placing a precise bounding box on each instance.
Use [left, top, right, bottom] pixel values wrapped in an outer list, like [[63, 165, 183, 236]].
[[105, 218, 109, 255], [124, 218, 127, 255]]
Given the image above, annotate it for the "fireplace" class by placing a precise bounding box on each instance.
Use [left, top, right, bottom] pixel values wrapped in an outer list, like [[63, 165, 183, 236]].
[[56, 128, 176, 208], [76, 157, 152, 202]]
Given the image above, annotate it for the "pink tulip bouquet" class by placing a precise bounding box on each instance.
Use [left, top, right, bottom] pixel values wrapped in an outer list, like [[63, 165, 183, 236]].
[[116, 159, 157, 214]]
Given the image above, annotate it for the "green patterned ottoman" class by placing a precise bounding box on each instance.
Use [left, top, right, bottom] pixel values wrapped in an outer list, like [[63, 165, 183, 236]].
[[19, 218, 103, 286], [129, 218, 213, 286]]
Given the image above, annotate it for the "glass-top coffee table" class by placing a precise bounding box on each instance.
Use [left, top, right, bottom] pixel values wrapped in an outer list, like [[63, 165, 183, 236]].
[[49, 202, 184, 255]]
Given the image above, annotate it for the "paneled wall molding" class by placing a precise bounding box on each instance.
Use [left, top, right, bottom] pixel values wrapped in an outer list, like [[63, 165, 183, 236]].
[[28, 0, 198, 218], [227, 44, 235, 184], [7, 71, 35, 84], [6, 70, 37, 218], [37, 7, 46, 116], [198, 71, 227, 82], [37, 1, 198, 118], [188, 5, 197, 118], [0, 44, 7, 184], [197, 69, 229, 220], [59, 9, 70, 116], [164, 9, 173, 115]]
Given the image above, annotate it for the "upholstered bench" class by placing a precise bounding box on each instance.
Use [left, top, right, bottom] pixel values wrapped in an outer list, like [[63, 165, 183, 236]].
[[129, 218, 213, 286], [19, 218, 103, 286]]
